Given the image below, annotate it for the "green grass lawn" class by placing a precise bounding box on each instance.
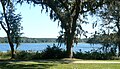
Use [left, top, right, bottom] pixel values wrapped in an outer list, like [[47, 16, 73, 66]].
[[0, 60, 120, 69]]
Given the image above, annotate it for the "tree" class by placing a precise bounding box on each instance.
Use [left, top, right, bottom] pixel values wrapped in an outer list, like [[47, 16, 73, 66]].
[[17, 0, 106, 58], [0, 0, 22, 59], [94, 0, 120, 56]]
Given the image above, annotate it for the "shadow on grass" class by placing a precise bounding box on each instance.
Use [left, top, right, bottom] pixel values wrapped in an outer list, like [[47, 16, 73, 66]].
[[0, 60, 57, 69], [0, 58, 78, 69]]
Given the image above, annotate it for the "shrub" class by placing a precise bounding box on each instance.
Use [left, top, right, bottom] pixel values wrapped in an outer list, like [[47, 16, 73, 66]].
[[0, 51, 11, 59], [41, 45, 66, 59], [15, 50, 35, 60], [32, 51, 42, 59], [74, 50, 114, 60]]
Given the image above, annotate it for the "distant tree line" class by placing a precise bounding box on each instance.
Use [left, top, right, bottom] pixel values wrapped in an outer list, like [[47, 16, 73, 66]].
[[0, 37, 56, 43], [0, 37, 87, 43]]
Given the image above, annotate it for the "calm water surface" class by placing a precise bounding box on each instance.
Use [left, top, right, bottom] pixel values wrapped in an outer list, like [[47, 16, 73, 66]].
[[0, 43, 102, 52]]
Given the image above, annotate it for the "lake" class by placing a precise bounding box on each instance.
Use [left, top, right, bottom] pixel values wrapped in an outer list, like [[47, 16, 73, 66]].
[[0, 43, 102, 52]]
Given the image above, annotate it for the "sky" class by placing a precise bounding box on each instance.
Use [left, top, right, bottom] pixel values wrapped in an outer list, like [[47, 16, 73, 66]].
[[0, 3, 61, 38], [0, 3, 97, 38]]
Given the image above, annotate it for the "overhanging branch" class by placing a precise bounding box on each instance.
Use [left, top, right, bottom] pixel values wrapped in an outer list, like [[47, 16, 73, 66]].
[[0, 22, 7, 33]]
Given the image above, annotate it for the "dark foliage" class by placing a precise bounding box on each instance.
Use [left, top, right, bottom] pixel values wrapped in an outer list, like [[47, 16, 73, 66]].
[[41, 45, 66, 59], [74, 50, 114, 60], [0, 48, 118, 60], [15, 51, 35, 60]]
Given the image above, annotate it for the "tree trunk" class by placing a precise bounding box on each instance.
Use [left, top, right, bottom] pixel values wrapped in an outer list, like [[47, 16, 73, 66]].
[[116, 34, 120, 56], [117, 29, 120, 57], [66, 41, 73, 58], [7, 35, 15, 59], [9, 43, 15, 59], [118, 42, 120, 57], [66, 33, 74, 58]]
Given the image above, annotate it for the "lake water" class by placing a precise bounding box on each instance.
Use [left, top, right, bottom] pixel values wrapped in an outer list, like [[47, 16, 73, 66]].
[[0, 43, 102, 52]]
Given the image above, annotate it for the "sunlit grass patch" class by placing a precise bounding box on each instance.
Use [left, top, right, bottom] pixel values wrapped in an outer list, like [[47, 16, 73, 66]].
[[50, 63, 120, 69]]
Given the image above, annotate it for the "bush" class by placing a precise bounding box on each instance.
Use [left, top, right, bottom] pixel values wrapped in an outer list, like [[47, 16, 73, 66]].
[[41, 45, 66, 59], [32, 51, 42, 59], [15, 50, 43, 60], [0, 51, 11, 59], [15, 51, 33, 60], [74, 50, 114, 60]]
